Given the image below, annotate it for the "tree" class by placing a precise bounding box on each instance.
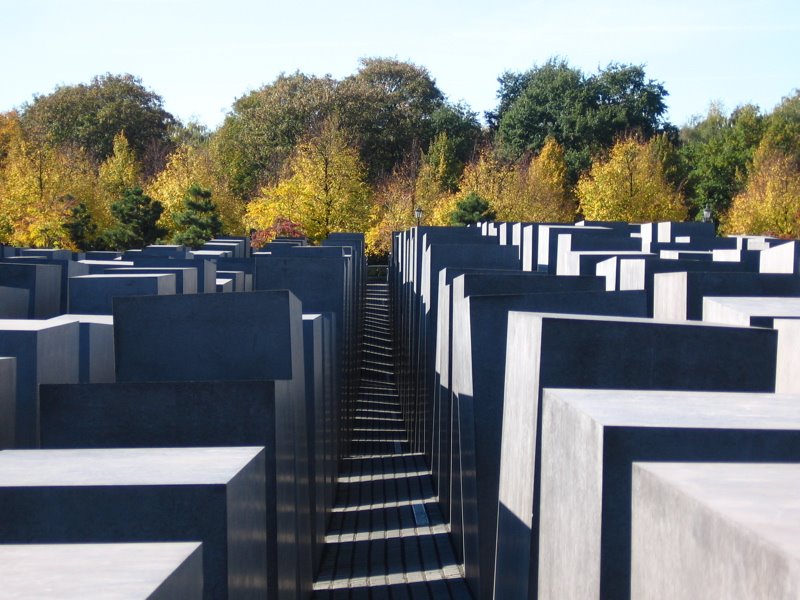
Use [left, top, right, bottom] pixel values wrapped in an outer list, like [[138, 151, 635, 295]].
[[251, 216, 305, 249], [761, 91, 800, 167], [20, 73, 175, 175], [147, 140, 243, 235], [171, 185, 223, 249], [96, 132, 141, 229], [577, 137, 686, 222], [0, 125, 97, 248], [213, 72, 337, 199], [501, 137, 574, 222], [496, 59, 670, 181], [449, 192, 496, 225], [679, 102, 764, 220], [62, 200, 99, 251], [722, 142, 800, 238], [244, 118, 373, 242], [103, 187, 166, 249], [338, 57, 445, 180]]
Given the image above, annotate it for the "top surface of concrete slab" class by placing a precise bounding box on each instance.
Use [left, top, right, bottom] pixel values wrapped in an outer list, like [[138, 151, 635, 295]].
[[704, 296, 800, 316], [636, 462, 800, 557], [71, 274, 174, 279], [0, 447, 263, 486], [0, 542, 201, 599], [0, 319, 69, 331], [547, 389, 800, 429], [47, 315, 114, 325], [508, 310, 754, 329]]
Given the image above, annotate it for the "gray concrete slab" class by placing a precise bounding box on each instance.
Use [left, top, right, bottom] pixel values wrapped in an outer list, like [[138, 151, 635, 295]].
[[113, 289, 302, 384], [654, 271, 800, 321], [106, 267, 198, 294], [39, 380, 301, 600], [46, 315, 114, 383], [0, 319, 79, 448], [775, 318, 800, 394], [0, 447, 267, 600], [69, 274, 176, 314], [0, 542, 203, 599], [449, 284, 647, 599], [0, 261, 61, 318], [0, 356, 15, 448], [539, 389, 800, 600], [495, 312, 778, 600], [703, 296, 800, 327], [632, 462, 800, 600]]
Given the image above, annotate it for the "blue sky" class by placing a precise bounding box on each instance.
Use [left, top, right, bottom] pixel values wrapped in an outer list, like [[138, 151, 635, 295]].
[[2, 0, 798, 129]]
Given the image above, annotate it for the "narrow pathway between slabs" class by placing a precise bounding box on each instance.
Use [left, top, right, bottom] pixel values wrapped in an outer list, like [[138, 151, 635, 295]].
[[313, 282, 472, 600]]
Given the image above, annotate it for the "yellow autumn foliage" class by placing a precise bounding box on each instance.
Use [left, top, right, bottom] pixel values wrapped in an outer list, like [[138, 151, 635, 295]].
[[577, 137, 686, 223], [722, 143, 800, 238]]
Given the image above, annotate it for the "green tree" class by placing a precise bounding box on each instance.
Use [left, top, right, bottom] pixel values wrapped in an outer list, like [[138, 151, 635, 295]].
[[62, 200, 99, 251], [172, 185, 223, 249], [496, 59, 670, 181], [213, 72, 337, 199], [679, 102, 765, 220], [761, 91, 800, 166], [722, 141, 800, 238], [20, 73, 175, 175], [577, 137, 686, 222], [103, 187, 166, 250], [337, 57, 445, 181], [449, 192, 496, 225], [244, 118, 373, 242]]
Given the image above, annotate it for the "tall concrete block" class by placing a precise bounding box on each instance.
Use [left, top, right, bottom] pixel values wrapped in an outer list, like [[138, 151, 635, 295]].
[[632, 462, 800, 600], [654, 271, 800, 321], [450, 283, 646, 599], [775, 318, 800, 393], [39, 380, 302, 600], [114, 290, 303, 385], [0, 447, 267, 600], [69, 274, 176, 314], [703, 296, 800, 327], [107, 267, 198, 294], [46, 315, 114, 384], [0, 320, 79, 448], [0, 262, 61, 318], [495, 312, 778, 600], [539, 389, 800, 600], [0, 356, 15, 448], [5, 255, 90, 313], [0, 542, 203, 599]]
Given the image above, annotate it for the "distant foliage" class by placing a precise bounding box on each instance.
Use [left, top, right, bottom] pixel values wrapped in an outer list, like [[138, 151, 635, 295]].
[[244, 118, 373, 242], [103, 187, 166, 249], [62, 200, 99, 251], [449, 192, 496, 226], [250, 216, 305, 249], [577, 137, 686, 222], [172, 185, 223, 249], [722, 143, 800, 238]]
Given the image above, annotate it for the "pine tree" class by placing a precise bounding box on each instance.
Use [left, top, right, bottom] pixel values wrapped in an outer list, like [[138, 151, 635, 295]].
[[103, 187, 166, 249], [449, 192, 496, 225], [172, 185, 223, 249]]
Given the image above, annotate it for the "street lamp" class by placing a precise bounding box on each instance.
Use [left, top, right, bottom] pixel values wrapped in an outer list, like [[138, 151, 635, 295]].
[[702, 206, 712, 223], [414, 206, 423, 227]]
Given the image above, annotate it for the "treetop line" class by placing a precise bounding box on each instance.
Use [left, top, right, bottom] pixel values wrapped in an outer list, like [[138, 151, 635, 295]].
[[1, 58, 798, 255]]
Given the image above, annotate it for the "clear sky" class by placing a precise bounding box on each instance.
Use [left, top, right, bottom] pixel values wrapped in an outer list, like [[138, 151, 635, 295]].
[[2, 0, 798, 129]]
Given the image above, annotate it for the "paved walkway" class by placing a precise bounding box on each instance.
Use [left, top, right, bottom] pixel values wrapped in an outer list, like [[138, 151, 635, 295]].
[[313, 283, 472, 600]]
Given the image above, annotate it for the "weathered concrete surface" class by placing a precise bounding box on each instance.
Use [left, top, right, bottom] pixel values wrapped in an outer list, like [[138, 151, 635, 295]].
[[538, 389, 800, 600], [495, 312, 777, 600], [0, 542, 203, 599], [0, 447, 267, 600], [632, 462, 800, 600]]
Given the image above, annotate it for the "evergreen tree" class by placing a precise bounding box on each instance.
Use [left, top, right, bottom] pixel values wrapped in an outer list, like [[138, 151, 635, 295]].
[[62, 199, 98, 251], [103, 187, 166, 249], [449, 192, 496, 226], [172, 185, 223, 249]]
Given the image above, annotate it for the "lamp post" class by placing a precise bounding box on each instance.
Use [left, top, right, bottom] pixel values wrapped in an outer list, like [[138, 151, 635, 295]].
[[702, 206, 712, 223], [414, 206, 423, 227]]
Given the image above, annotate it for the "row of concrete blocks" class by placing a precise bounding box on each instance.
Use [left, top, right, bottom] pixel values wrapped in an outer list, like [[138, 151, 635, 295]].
[[0, 233, 367, 598], [390, 221, 800, 599]]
